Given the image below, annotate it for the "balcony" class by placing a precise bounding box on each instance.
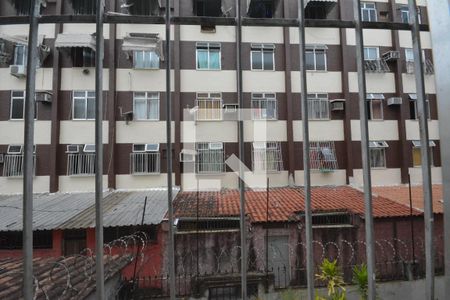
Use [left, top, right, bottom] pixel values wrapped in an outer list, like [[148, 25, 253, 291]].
[[3, 155, 35, 178], [364, 59, 390, 73], [67, 153, 95, 176], [406, 60, 434, 75], [130, 152, 161, 175]]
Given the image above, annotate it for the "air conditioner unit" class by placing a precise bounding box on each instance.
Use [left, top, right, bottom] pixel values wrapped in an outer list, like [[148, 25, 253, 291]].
[[35, 92, 52, 103], [66, 145, 79, 153], [180, 149, 196, 162], [330, 99, 345, 111], [387, 97, 402, 106], [382, 51, 400, 61], [10, 65, 26, 78]]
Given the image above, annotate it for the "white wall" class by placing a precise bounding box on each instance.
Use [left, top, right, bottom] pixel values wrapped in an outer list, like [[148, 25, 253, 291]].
[[59, 121, 109, 144], [405, 120, 440, 140], [0, 121, 51, 144], [116, 121, 174, 143], [352, 168, 402, 186], [58, 175, 108, 192], [293, 120, 345, 141], [0, 176, 49, 194], [351, 120, 399, 141], [295, 170, 347, 186], [291, 72, 342, 93]]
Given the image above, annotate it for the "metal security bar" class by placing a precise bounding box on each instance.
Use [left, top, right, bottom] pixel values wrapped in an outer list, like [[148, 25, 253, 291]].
[[130, 152, 161, 174], [252, 142, 283, 173], [406, 60, 434, 75], [309, 141, 338, 172], [196, 143, 225, 174], [2, 155, 35, 177], [364, 59, 390, 72], [196, 94, 222, 121], [67, 153, 96, 176]]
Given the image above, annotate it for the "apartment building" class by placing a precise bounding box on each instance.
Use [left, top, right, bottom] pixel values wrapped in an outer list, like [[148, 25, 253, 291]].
[[0, 0, 440, 194]]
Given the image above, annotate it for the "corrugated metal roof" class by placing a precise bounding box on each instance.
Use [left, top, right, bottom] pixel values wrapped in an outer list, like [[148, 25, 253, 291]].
[[0, 189, 178, 232]]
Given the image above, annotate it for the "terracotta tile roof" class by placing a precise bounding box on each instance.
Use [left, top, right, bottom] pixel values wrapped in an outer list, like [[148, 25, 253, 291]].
[[0, 255, 131, 300], [372, 185, 443, 214], [173, 186, 421, 223]]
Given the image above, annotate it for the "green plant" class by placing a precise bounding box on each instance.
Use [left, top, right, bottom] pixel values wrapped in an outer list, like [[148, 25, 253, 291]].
[[281, 289, 301, 300], [315, 259, 346, 300], [352, 264, 368, 300]]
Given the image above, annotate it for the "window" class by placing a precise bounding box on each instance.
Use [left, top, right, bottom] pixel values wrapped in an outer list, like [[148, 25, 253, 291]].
[[405, 48, 426, 62], [305, 3, 328, 19], [196, 92, 222, 121], [400, 6, 421, 24], [361, 2, 377, 22], [412, 140, 435, 167], [251, 44, 275, 71], [3, 144, 36, 177], [70, 0, 96, 15], [306, 46, 327, 71], [176, 218, 240, 233], [195, 0, 222, 17], [405, 49, 433, 74], [409, 94, 431, 120], [366, 94, 384, 120], [133, 92, 159, 120], [196, 43, 221, 70], [251, 93, 277, 120], [130, 143, 160, 174], [10, 91, 37, 120], [312, 212, 353, 228], [126, 0, 160, 16], [133, 50, 160, 69], [364, 47, 379, 61], [73, 91, 95, 120], [13, 44, 27, 66], [252, 142, 283, 173], [309, 141, 338, 172], [72, 48, 95, 68], [0, 231, 53, 250], [308, 93, 329, 120], [369, 141, 388, 168], [104, 225, 157, 243], [248, 0, 275, 18], [196, 142, 225, 173], [67, 144, 96, 176]]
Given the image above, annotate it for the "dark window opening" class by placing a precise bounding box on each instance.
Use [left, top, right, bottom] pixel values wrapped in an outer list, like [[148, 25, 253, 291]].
[[104, 225, 158, 244], [126, 0, 160, 16], [11, 0, 36, 16], [177, 218, 240, 233], [248, 0, 275, 18], [72, 47, 95, 68], [305, 4, 328, 19], [63, 229, 86, 256], [70, 0, 96, 15], [195, 0, 222, 17], [312, 213, 353, 227], [0, 230, 53, 250]]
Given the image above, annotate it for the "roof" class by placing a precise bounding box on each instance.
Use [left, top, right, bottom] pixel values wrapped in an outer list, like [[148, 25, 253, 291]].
[[173, 186, 422, 223], [372, 185, 443, 214], [0, 189, 179, 232], [0, 255, 130, 300]]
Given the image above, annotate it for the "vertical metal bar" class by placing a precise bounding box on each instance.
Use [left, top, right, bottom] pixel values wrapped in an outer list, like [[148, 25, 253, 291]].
[[235, 0, 247, 298], [353, 1, 376, 299], [266, 177, 269, 275], [297, 0, 314, 299], [408, 1, 434, 298], [23, 0, 40, 298], [95, 0, 105, 298], [427, 1, 450, 296], [408, 175, 416, 263], [165, 0, 176, 298]]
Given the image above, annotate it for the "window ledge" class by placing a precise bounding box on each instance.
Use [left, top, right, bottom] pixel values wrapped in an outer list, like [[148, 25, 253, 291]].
[[68, 174, 96, 177], [131, 173, 161, 176], [195, 172, 225, 176]]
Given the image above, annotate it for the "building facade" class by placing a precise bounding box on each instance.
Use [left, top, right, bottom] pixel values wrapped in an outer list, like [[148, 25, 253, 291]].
[[0, 0, 441, 194]]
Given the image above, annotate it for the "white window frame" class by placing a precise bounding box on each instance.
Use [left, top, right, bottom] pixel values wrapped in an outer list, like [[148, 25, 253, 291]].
[[309, 141, 338, 172], [133, 50, 160, 69], [10, 91, 37, 120], [196, 142, 225, 174], [133, 92, 160, 121], [252, 141, 283, 173], [196, 92, 223, 121], [305, 46, 327, 71], [405, 48, 426, 62], [400, 6, 421, 24], [72, 91, 95, 120], [250, 44, 275, 71], [251, 93, 277, 120], [361, 2, 377, 22], [308, 93, 330, 120], [196, 42, 221, 70], [13, 44, 28, 66], [410, 97, 431, 120], [130, 143, 161, 174], [369, 141, 388, 169], [364, 47, 379, 61], [83, 144, 96, 153]]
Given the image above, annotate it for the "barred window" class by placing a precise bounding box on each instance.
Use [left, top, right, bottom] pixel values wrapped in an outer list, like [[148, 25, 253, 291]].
[[70, 0, 96, 15], [251, 93, 277, 120], [252, 142, 283, 173], [130, 144, 161, 174], [196, 43, 221, 70], [196, 142, 225, 174], [251, 44, 275, 71], [369, 141, 388, 169], [73, 91, 95, 120], [133, 92, 160, 120], [67, 144, 96, 176], [3, 145, 36, 177], [308, 93, 329, 120], [196, 92, 222, 121], [309, 141, 338, 172], [364, 47, 379, 61], [412, 140, 435, 167]]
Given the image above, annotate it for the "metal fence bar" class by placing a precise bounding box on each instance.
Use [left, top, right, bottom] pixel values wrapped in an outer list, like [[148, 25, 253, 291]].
[[298, 0, 314, 299], [426, 1, 450, 296], [165, 0, 176, 298], [353, 1, 377, 299], [408, 0, 435, 298]]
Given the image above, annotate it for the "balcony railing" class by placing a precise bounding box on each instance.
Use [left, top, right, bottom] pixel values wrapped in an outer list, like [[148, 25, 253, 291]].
[[364, 59, 390, 73], [406, 60, 434, 75], [130, 152, 160, 174], [309, 141, 338, 173], [2, 154, 35, 177], [67, 153, 95, 176]]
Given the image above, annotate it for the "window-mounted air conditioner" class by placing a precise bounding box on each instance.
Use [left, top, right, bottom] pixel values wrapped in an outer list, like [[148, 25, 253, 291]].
[[180, 149, 196, 162], [330, 99, 345, 111], [387, 97, 402, 106], [35, 92, 52, 103], [10, 65, 26, 78], [382, 51, 400, 61]]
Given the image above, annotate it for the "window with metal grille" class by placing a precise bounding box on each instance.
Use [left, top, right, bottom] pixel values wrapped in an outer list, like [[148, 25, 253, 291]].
[[10, 91, 37, 120], [72, 91, 95, 120], [308, 93, 329, 120], [405, 49, 434, 75], [176, 218, 240, 233], [67, 144, 95, 176], [400, 6, 421, 24], [11, 0, 44, 16], [196, 92, 222, 121], [306, 45, 327, 71], [72, 47, 95, 67], [3, 145, 35, 177], [251, 44, 275, 71], [311, 212, 353, 228], [70, 0, 96, 15], [13, 44, 27, 66], [248, 0, 275, 18], [130, 144, 161, 174], [196, 43, 221, 70], [369, 141, 388, 168], [251, 93, 277, 120], [309, 141, 338, 172], [133, 50, 160, 69], [361, 2, 377, 22], [412, 140, 435, 167], [364, 47, 390, 72], [252, 142, 283, 173], [196, 142, 225, 174], [133, 92, 160, 120], [0, 230, 53, 250]]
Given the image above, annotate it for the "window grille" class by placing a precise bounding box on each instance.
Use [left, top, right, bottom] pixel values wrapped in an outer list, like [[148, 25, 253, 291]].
[[130, 144, 161, 174], [369, 141, 388, 169], [252, 142, 283, 172], [70, 0, 96, 15], [311, 212, 353, 228], [3, 154, 35, 177], [196, 92, 223, 121], [251, 93, 277, 120], [308, 93, 329, 120], [309, 141, 338, 172], [196, 142, 225, 174], [67, 153, 96, 176], [176, 218, 240, 233]]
